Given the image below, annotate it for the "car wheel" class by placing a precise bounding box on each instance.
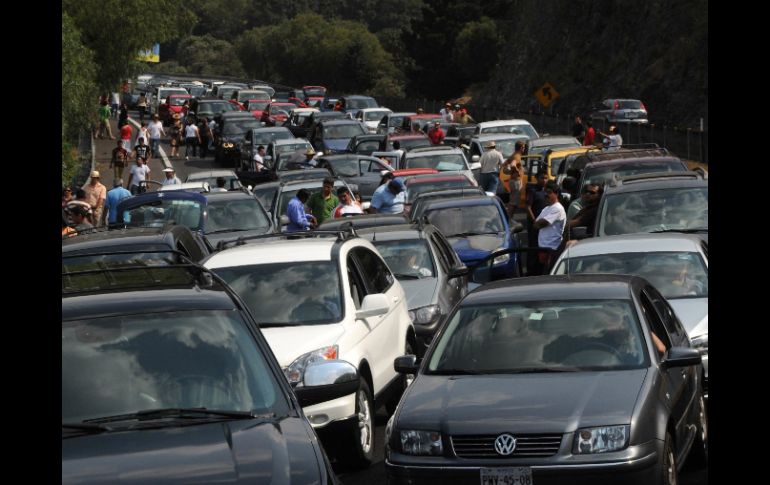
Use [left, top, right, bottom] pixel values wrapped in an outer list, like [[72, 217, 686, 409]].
[[687, 396, 708, 468], [662, 432, 678, 485], [386, 340, 415, 415], [338, 378, 375, 469]]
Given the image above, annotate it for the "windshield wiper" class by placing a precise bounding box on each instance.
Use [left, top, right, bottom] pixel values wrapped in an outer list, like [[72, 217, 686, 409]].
[[650, 228, 708, 233], [62, 422, 112, 437], [83, 408, 270, 425], [392, 273, 422, 279], [428, 368, 487, 375], [206, 228, 255, 234], [494, 366, 581, 373], [452, 232, 487, 237]]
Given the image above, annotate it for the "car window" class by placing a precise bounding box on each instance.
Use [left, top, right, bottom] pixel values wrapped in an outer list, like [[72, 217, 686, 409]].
[[205, 199, 271, 233], [638, 291, 672, 353], [351, 247, 394, 293], [645, 287, 688, 347], [428, 300, 648, 373], [407, 179, 473, 203], [362, 159, 387, 173], [324, 124, 366, 139], [347, 257, 367, 309], [599, 187, 708, 236], [214, 262, 343, 325], [122, 199, 205, 231], [62, 310, 290, 423], [253, 186, 278, 210], [429, 233, 454, 272], [406, 154, 468, 172], [371, 239, 435, 279], [330, 158, 360, 177], [426, 204, 504, 237]]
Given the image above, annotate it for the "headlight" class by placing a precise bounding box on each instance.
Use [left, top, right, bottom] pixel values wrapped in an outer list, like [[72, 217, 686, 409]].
[[283, 345, 338, 387], [493, 248, 510, 265], [400, 430, 443, 456], [223, 142, 234, 148], [574, 425, 629, 454], [408, 305, 440, 325], [385, 415, 395, 442], [691, 333, 708, 355]]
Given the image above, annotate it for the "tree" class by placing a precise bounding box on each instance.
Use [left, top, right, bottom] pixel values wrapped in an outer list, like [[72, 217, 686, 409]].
[[63, 0, 196, 90], [177, 35, 246, 77], [188, 0, 250, 39], [454, 18, 500, 85], [62, 12, 98, 182]]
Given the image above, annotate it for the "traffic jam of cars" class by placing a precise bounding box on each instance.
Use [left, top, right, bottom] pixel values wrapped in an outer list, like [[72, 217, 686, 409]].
[[63, 75, 707, 485]]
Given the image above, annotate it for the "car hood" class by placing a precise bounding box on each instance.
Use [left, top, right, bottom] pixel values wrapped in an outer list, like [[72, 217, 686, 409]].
[[263, 324, 346, 366], [204, 228, 272, 247], [448, 234, 506, 264], [62, 417, 324, 484], [398, 370, 648, 434], [668, 298, 708, 337], [398, 278, 439, 310]]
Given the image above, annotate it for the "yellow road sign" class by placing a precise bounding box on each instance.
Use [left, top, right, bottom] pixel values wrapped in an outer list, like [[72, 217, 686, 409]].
[[535, 82, 559, 108]]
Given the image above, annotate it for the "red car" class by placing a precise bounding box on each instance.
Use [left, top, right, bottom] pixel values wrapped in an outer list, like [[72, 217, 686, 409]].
[[160, 93, 192, 125], [302, 85, 327, 104], [244, 99, 271, 119], [260, 102, 297, 126]]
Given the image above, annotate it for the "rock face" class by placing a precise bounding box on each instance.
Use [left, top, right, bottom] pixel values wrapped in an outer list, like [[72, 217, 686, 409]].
[[476, 0, 707, 127]]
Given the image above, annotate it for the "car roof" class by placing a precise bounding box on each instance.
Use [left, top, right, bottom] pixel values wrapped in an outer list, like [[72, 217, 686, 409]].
[[584, 156, 684, 170], [221, 112, 254, 119], [423, 195, 496, 210], [529, 136, 579, 147], [604, 171, 708, 194], [273, 138, 311, 145], [477, 119, 532, 127], [462, 274, 639, 306], [317, 214, 410, 231], [62, 226, 176, 253], [389, 133, 430, 140], [186, 170, 238, 180], [342, 95, 375, 100], [205, 237, 339, 267], [321, 119, 363, 126], [475, 133, 530, 142], [559, 233, 705, 257], [406, 173, 470, 184], [357, 224, 430, 242], [406, 147, 464, 156]]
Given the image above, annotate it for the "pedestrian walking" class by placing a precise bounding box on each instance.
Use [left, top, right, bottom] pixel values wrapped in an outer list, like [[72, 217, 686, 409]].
[[97, 102, 114, 139], [83, 171, 107, 227], [137, 92, 148, 123], [110, 139, 129, 180], [479, 141, 504, 194], [104, 179, 132, 225], [148, 114, 165, 159], [127, 157, 151, 195], [184, 119, 201, 159]]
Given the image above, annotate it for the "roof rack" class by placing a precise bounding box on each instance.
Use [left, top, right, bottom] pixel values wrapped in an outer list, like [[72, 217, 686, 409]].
[[215, 227, 358, 251], [610, 170, 707, 187]]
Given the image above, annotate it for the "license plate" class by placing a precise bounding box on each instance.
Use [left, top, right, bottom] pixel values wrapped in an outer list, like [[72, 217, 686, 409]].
[[626, 112, 638, 118], [480, 467, 533, 485]]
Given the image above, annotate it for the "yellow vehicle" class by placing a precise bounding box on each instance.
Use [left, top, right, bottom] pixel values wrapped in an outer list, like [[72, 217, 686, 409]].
[[500, 146, 600, 208]]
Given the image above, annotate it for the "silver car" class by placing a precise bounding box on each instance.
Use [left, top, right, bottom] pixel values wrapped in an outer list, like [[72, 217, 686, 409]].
[[551, 233, 708, 397], [592, 98, 648, 124]]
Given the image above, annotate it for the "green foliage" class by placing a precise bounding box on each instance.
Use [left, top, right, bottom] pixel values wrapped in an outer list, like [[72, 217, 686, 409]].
[[61, 137, 80, 187], [153, 61, 190, 75], [236, 12, 403, 95], [63, 0, 196, 90], [177, 35, 246, 77], [454, 17, 500, 84], [188, 0, 250, 38]]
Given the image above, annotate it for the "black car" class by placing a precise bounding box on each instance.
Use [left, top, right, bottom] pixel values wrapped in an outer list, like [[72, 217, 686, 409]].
[[345, 134, 387, 155], [358, 223, 469, 354], [204, 191, 274, 245], [190, 97, 241, 124], [317, 213, 409, 231], [213, 112, 262, 165], [387, 274, 707, 485], [315, 154, 393, 200], [63, 263, 360, 484]]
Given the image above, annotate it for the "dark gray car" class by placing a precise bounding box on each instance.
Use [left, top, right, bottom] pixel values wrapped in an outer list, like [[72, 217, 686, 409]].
[[387, 274, 706, 485], [316, 154, 393, 200], [358, 223, 469, 354]]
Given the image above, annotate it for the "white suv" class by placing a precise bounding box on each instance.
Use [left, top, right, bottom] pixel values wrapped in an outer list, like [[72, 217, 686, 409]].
[[204, 232, 416, 467]]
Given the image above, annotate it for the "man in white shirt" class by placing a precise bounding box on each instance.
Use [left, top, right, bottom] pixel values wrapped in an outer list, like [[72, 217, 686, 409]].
[[478, 140, 504, 194], [148, 115, 165, 159], [332, 186, 364, 218], [439, 102, 454, 123], [533, 181, 566, 273], [161, 167, 181, 185], [600, 125, 623, 151], [253, 145, 266, 171], [127, 158, 151, 195]]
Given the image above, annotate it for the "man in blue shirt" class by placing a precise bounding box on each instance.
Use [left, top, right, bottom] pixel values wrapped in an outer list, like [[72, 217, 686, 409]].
[[369, 177, 406, 214], [104, 179, 132, 225], [286, 189, 316, 232]]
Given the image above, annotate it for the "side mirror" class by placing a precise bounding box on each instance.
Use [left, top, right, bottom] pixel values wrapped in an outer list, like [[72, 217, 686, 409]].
[[294, 360, 360, 407], [469, 260, 494, 285], [510, 222, 524, 234], [660, 347, 702, 369], [264, 155, 273, 162], [362, 201, 371, 211], [279, 214, 289, 226], [394, 354, 418, 375], [355, 293, 390, 319], [447, 265, 469, 279], [570, 226, 589, 240], [471, 155, 480, 163]]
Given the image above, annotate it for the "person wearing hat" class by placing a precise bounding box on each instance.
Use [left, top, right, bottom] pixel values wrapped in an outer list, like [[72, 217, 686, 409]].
[[479, 140, 505, 194], [427, 121, 445, 145], [304, 146, 319, 166], [104, 178, 132, 225], [440, 102, 454, 123], [161, 167, 181, 186], [83, 170, 107, 227], [369, 177, 406, 214]]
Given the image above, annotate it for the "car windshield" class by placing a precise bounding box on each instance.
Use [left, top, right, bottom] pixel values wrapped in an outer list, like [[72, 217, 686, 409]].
[[218, 87, 238, 99], [393, 138, 431, 151], [481, 124, 537, 139], [254, 130, 293, 145], [372, 240, 436, 279], [253, 186, 278, 209], [619, 100, 642, 109], [347, 98, 377, 109], [214, 262, 343, 325], [205, 198, 271, 233], [123, 199, 205, 231], [198, 102, 238, 117], [483, 139, 521, 158], [426, 204, 504, 236], [324, 124, 366, 139], [406, 154, 468, 172], [270, 105, 293, 115], [62, 310, 289, 424], [407, 179, 473, 203], [554, 251, 708, 299], [427, 300, 648, 374], [599, 187, 708, 235], [239, 91, 269, 102], [188, 86, 206, 97], [188, 175, 242, 190], [304, 87, 326, 97], [168, 97, 189, 106], [364, 111, 388, 121], [247, 100, 269, 110], [223, 119, 262, 136], [327, 158, 359, 177], [529, 141, 580, 157], [62, 248, 179, 273], [275, 142, 311, 156], [582, 161, 687, 189]]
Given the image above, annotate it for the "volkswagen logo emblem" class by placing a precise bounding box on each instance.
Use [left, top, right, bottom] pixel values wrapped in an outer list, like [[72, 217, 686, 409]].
[[494, 433, 517, 456]]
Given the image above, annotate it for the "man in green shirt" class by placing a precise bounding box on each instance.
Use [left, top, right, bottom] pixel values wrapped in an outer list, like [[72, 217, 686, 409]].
[[98, 103, 115, 140], [307, 177, 339, 225]]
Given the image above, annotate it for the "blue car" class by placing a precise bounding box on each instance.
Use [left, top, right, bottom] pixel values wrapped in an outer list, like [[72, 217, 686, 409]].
[[116, 190, 207, 234], [422, 195, 523, 279]]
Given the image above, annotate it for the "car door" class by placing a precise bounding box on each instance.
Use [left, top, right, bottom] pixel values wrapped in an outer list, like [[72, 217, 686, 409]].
[[428, 231, 465, 314], [355, 158, 390, 200], [349, 247, 403, 393], [638, 289, 692, 450]]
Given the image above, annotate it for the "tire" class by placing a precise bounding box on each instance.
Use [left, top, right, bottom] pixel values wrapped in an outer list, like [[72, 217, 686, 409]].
[[338, 379, 375, 469], [687, 395, 708, 468], [385, 340, 415, 415], [661, 432, 678, 485]]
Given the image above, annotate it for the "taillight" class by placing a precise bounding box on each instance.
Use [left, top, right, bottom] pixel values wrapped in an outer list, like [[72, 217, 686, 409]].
[[641, 102, 647, 111], [613, 100, 619, 110]]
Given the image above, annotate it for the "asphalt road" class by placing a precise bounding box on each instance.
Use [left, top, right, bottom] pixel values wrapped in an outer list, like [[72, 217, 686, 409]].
[[333, 407, 708, 484]]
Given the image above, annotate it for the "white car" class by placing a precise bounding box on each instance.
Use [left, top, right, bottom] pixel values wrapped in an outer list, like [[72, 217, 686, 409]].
[[550, 233, 708, 397], [355, 107, 393, 133], [474, 119, 539, 139], [204, 233, 416, 467]]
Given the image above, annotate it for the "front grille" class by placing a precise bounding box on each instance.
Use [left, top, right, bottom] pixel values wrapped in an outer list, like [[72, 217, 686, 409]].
[[451, 434, 563, 459]]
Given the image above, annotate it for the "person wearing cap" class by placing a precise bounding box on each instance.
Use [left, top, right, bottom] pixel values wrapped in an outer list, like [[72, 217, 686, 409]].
[[304, 147, 319, 166], [104, 179, 132, 225], [440, 102, 454, 123], [161, 167, 181, 186], [148, 114, 166, 159], [307, 177, 339, 224], [478, 140, 504, 193], [83, 171, 107, 227], [427, 121, 445, 145], [332, 186, 364, 219], [369, 177, 406, 214]]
